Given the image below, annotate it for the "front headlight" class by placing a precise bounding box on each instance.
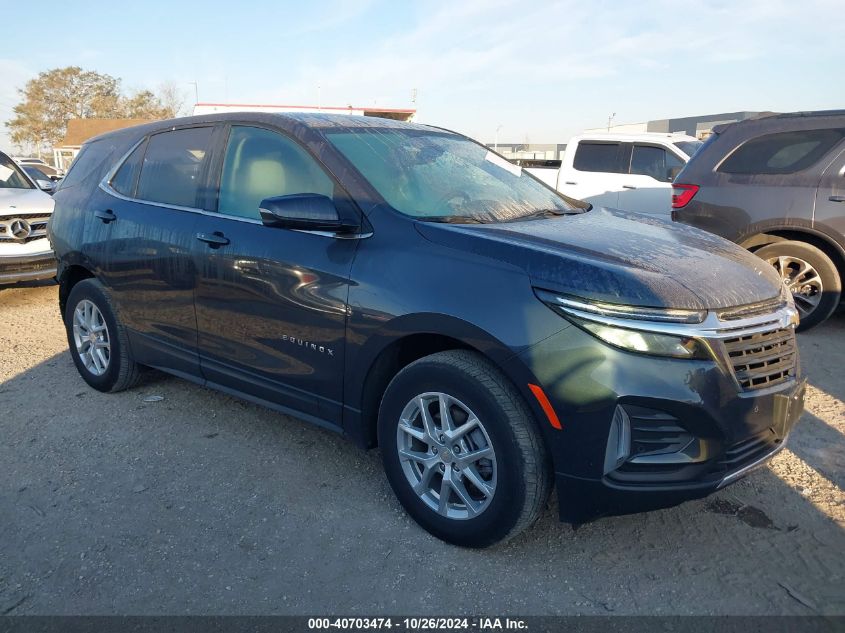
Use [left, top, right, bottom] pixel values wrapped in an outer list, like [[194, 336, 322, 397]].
[[536, 289, 712, 360], [572, 317, 711, 359]]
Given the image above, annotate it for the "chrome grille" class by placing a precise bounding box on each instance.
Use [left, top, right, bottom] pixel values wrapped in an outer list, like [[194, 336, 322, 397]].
[[0, 213, 51, 243], [717, 297, 787, 321], [723, 327, 797, 391]]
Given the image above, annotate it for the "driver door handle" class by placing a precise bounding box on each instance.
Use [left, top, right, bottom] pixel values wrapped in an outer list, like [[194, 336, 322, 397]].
[[829, 195, 845, 203], [623, 185, 637, 190], [94, 209, 116, 224], [196, 231, 230, 248]]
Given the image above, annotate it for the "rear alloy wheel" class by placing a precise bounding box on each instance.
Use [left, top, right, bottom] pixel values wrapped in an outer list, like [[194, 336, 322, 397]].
[[65, 278, 141, 392], [379, 350, 552, 547], [756, 240, 841, 331], [72, 299, 111, 376]]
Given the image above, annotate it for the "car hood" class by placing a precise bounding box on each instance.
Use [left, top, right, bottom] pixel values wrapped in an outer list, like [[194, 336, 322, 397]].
[[415, 207, 782, 311], [0, 188, 54, 216]]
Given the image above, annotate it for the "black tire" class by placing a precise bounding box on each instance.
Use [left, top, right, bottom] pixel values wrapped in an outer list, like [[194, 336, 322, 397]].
[[755, 241, 841, 332], [64, 278, 141, 392], [378, 350, 552, 547]]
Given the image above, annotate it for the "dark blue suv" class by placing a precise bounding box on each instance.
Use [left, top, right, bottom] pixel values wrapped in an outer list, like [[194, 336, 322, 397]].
[[49, 113, 806, 546]]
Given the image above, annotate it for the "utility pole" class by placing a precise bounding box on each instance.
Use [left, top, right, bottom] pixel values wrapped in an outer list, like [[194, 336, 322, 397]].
[[188, 81, 199, 106], [494, 124, 503, 152]]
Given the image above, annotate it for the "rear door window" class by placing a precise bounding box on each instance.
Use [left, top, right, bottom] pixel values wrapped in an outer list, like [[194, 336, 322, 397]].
[[719, 129, 845, 175], [136, 127, 213, 208], [572, 142, 625, 173]]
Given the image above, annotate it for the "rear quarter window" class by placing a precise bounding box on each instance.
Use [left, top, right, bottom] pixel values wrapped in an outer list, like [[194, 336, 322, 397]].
[[58, 139, 118, 190], [718, 129, 845, 175], [110, 140, 148, 197]]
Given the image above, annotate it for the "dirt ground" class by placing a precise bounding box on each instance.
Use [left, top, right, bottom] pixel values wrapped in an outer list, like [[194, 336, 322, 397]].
[[1, 282, 843, 616]]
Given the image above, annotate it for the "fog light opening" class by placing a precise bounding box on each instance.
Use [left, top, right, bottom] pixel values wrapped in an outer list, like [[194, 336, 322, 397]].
[[603, 406, 631, 475]]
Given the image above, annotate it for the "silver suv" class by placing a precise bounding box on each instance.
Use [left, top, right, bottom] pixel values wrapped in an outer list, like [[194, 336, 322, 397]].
[[0, 150, 56, 284]]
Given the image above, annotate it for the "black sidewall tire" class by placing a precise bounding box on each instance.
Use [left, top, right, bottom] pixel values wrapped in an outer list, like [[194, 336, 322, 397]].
[[756, 241, 841, 331], [378, 357, 535, 548], [65, 279, 131, 392]]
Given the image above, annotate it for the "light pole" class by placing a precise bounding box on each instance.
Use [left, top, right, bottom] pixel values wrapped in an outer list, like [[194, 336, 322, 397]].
[[188, 81, 199, 106], [607, 112, 616, 131], [494, 124, 503, 152]]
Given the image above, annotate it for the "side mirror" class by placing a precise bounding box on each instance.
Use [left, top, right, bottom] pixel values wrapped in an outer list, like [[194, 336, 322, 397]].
[[259, 194, 357, 233], [36, 179, 55, 194], [667, 166, 683, 183]]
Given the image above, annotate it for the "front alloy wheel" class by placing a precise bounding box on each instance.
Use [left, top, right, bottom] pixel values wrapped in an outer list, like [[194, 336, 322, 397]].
[[755, 240, 841, 331], [379, 350, 552, 547], [397, 392, 496, 520], [766, 255, 824, 320]]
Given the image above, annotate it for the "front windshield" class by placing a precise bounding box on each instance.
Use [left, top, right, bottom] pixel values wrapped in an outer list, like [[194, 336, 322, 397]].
[[0, 154, 34, 190], [325, 128, 582, 222]]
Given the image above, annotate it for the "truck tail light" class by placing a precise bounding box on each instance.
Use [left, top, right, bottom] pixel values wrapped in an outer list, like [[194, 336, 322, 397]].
[[671, 183, 700, 209]]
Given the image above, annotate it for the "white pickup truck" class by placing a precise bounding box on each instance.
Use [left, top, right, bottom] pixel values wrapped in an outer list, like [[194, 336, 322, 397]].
[[522, 132, 702, 215]]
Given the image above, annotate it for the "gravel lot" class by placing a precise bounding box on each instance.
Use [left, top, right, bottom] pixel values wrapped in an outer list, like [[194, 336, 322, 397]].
[[1, 282, 843, 616]]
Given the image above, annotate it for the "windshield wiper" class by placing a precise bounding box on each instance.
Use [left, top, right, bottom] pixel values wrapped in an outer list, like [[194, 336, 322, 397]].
[[506, 209, 578, 222], [419, 215, 488, 224]]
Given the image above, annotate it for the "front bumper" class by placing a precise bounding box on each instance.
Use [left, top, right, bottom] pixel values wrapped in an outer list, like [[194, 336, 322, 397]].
[[508, 310, 805, 523], [0, 251, 57, 284], [555, 378, 805, 522]]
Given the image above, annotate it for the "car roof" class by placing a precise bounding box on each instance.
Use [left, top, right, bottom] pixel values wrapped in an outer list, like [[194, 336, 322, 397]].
[[570, 132, 700, 143], [85, 112, 444, 147], [712, 110, 845, 135]]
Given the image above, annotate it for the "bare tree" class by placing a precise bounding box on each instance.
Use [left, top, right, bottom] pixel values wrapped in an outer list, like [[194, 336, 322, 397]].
[[6, 67, 189, 153]]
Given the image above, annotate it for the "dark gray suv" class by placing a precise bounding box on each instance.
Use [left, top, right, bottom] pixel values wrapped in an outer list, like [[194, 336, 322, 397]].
[[672, 110, 845, 330], [48, 113, 806, 546]]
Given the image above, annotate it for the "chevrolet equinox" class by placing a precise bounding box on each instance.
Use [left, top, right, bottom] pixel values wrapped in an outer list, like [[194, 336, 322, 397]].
[[49, 113, 806, 547]]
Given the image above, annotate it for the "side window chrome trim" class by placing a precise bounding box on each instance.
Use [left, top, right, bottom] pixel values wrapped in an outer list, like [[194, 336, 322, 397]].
[[291, 229, 373, 240], [98, 135, 261, 225], [98, 180, 263, 224]]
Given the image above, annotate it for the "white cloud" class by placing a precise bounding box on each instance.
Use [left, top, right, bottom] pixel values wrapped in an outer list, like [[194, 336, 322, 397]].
[[247, 0, 842, 141]]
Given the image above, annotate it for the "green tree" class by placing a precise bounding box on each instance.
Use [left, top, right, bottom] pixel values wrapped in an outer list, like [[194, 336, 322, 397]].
[[5, 67, 183, 154]]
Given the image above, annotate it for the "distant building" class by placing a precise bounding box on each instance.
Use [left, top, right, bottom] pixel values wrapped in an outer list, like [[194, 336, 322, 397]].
[[192, 102, 417, 122], [54, 118, 153, 169], [585, 111, 771, 139], [489, 143, 567, 161]]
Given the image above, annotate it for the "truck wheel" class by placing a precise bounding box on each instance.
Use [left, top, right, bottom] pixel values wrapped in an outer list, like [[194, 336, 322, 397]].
[[64, 278, 141, 392], [378, 350, 552, 547], [756, 241, 841, 331]]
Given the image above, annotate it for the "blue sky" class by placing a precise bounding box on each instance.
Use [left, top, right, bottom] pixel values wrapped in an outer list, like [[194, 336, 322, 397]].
[[1, 0, 842, 152]]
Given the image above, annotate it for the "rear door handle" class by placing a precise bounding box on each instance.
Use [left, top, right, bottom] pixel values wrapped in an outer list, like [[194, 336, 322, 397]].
[[622, 185, 637, 190], [94, 209, 116, 224], [829, 195, 845, 202], [196, 231, 230, 248], [564, 181, 577, 185]]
